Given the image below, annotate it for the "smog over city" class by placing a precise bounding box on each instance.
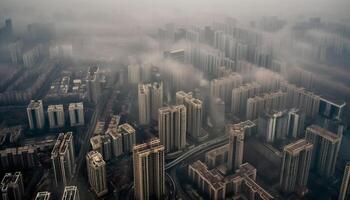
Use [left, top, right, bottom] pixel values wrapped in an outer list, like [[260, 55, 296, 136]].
[[0, 0, 349, 200]]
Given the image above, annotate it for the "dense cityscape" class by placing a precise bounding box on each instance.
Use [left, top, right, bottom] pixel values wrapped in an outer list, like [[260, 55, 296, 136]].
[[0, 0, 350, 199]]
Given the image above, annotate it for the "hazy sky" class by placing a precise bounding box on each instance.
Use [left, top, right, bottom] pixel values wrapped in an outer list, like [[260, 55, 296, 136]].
[[1, 0, 349, 31]]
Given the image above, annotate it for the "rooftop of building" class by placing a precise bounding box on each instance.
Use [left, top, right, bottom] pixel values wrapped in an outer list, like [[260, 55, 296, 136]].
[[35, 191, 51, 200], [28, 100, 43, 108], [48, 104, 64, 111], [118, 123, 135, 134], [62, 186, 78, 200], [68, 102, 83, 109], [87, 151, 105, 167], [284, 139, 313, 155], [133, 138, 164, 153], [307, 125, 340, 142]]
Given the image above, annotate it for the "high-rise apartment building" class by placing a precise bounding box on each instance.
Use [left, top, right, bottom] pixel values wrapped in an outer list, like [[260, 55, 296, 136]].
[[305, 125, 341, 178], [86, 66, 103, 104], [0, 172, 24, 200], [338, 162, 350, 200], [68, 102, 84, 126], [90, 135, 112, 161], [27, 100, 45, 129], [227, 124, 245, 171], [258, 110, 288, 143], [48, 104, 65, 129], [138, 82, 163, 125], [133, 138, 165, 200], [86, 151, 108, 197], [118, 123, 136, 153], [158, 105, 187, 153], [176, 91, 203, 140], [35, 191, 51, 200], [246, 91, 287, 120], [286, 108, 305, 138], [210, 73, 242, 108], [51, 132, 76, 186], [280, 139, 313, 193], [128, 64, 141, 84], [62, 186, 80, 200], [231, 82, 261, 117]]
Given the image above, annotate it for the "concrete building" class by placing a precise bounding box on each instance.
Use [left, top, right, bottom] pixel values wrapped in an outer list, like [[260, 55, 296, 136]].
[[118, 123, 136, 153], [133, 138, 165, 200], [305, 125, 341, 178], [287, 108, 305, 138], [128, 64, 141, 84], [151, 82, 163, 121], [210, 73, 242, 108], [48, 104, 65, 129], [0, 172, 24, 200], [35, 191, 51, 200], [90, 135, 112, 161], [188, 160, 273, 200], [106, 129, 123, 158], [68, 102, 84, 126], [158, 105, 187, 153], [176, 91, 203, 140], [27, 100, 45, 130], [227, 124, 245, 171], [205, 144, 229, 169], [280, 139, 313, 193], [281, 82, 320, 117], [86, 66, 103, 104], [86, 151, 108, 197], [138, 82, 163, 125], [62, 186, 80, 200], [231, 82, 261, 117], [338, 162, 350, 200], [258, 110, 288, 143], [246, 91, 287, 120], [0, 145, 37, 169], [51, 132, 75, 186]]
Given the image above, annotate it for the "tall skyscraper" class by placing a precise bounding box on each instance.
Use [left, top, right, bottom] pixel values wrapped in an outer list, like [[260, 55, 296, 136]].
[[128, 64, 141, 84], [176, 91, 203, 140], [286, 108, 305, 138], [86, 151, 108, 197], [280, 139, 313, 193], [48, 104, 65, 129], [138, 82, 163, 125], [151, 82, 163, 121], [338, 162, 350, 200], [51, 132, 76, 186], [158, 105, 187, 153], [186, 98, 203, 140], [0, 172, 24, 200], [231, 82, 261, 117], [62, 186, 80, 200], [246, 91, 287, 120], [258, 110, 288, 143], [35, 191, 51, 200], [27, 100, 45, 130], [86, 66, 103, 104], [210, 73, 242, 108], [90, 135, 112, 161], [68, 102, 84, 126], [138, 83, 151, 125], [227, 124, 245, 171], [305, 125, 341, 178], [133, 138, 165, 200], [107, 129, 123, 158], [118, 123, 136, 153]]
